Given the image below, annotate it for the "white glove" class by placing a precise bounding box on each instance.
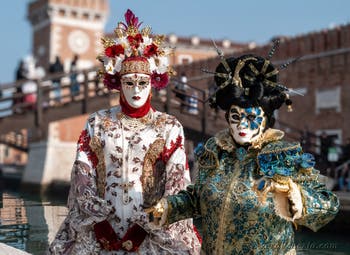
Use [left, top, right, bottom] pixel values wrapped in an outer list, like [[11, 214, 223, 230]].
[[272, 179, 303, 221], [288, 180, 303, 220]]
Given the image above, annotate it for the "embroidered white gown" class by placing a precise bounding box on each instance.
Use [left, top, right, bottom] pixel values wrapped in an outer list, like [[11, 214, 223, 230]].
[[48, 106, 201, 255]]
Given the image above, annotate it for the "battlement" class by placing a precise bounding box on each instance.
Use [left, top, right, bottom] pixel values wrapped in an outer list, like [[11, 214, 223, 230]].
[[239, 23, 350, 60], [28, 0, 109, 15]]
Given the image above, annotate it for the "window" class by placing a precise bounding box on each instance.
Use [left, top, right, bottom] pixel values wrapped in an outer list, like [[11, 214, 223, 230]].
[[315, 87, 341, 114], [178, 54, 193, 65]]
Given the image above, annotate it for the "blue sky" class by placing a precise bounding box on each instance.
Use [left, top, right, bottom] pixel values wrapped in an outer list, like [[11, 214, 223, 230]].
[[0, 0, 349, 84]]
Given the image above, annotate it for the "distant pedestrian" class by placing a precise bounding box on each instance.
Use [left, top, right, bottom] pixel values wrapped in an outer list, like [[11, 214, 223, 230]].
[[13, 60, 27, 113], [187, 90, 198, 115], [327, 140, 340, 164], [208, 82, 219, 119], [49, 56, 64, 105], [21, 56, 45, 111], [320, 132, 331, 165], [70, 55, 80, 100], [175, 72, 188, 112], [300, 126, 312, 153], [341, 137, 350, 162], [16, 60, 27, 81], [338, 163, 349, 191], [347, 164, 350, 191]]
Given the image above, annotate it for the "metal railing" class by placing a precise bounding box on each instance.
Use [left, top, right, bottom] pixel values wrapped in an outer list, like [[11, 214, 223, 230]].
[[0, 66, 106, 118], [0, 67, 214, 145]]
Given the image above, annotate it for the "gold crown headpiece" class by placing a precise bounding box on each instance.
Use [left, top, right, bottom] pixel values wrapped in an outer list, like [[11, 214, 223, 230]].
[[98, 9, 173, 90]]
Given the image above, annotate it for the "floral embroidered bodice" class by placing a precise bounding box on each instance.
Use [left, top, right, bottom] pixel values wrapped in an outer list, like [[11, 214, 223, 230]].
[[48, 106, 201, 255]]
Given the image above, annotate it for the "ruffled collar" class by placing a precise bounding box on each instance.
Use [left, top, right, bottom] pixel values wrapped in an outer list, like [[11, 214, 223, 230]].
[[214, 128, 285, 153]]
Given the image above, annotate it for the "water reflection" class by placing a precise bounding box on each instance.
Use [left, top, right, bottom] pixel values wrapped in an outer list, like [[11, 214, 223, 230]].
[[0, 189, 67, 254], [0, 191, 29, 251], [0, 188, 349, 255]]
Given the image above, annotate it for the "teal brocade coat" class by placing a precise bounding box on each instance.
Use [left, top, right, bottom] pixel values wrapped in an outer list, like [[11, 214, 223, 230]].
[[166, 129, 339, 255]]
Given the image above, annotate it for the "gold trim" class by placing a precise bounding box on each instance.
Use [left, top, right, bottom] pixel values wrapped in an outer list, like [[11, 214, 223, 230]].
[[272, 175, 290, 185], [117, 110, 154, 130], [122, 240, 133, 251], [233, 56, 256, 87], [250, 128, 285, 150], [215, 129, 235, 152], [215, 160, 241, 254], [101, 37, 115, 48], [248, 62, 260, 75], [153, 35, 166, 46], [261, 59, 270, 74], [265, 68, 279, 78], [89, 136, 106, 198], [285, 248, 297, 255], [141, 139, 166, 193], [299, 167, 313, 174], [257, 143, 299, 156], [141, 26, 151, 37], [120, 60, 151, 75]]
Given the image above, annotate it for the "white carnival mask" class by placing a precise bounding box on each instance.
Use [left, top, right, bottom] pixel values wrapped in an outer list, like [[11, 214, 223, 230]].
[[228, 105, 266, 145], [121, 73, 151, 108]]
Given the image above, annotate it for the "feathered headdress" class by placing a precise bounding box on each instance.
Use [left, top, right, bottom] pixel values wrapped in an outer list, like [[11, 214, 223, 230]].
[[98, 9, 173, 90]]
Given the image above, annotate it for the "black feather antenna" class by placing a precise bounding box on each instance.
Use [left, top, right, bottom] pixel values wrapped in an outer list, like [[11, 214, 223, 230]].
[[212, 39, 232, 74], [279, 56, 301, 70], [267, 39, 280, 60]]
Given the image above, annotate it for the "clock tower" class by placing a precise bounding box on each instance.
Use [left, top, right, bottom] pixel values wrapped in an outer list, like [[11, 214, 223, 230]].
[[27, 0, 109, 71]]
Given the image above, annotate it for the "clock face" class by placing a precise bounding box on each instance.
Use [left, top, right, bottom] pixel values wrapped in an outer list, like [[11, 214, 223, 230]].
[[68, 30, 90, 54]]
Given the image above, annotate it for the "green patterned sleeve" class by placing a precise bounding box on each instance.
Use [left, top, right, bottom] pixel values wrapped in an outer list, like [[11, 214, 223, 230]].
[[295, 169, 340, 232], [166, 137, 218, 225], [166, 184, 200, 225]]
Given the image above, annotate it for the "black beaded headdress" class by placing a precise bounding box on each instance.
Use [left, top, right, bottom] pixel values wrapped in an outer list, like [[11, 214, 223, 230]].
[[205, 39, 300, 127]]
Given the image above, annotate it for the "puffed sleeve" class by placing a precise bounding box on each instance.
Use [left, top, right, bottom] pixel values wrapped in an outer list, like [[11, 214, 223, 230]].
[[162, 118, 192, 196], [295, 168, 339, 232], [48, 114, 113, 254], [258, 141, 339, 231]]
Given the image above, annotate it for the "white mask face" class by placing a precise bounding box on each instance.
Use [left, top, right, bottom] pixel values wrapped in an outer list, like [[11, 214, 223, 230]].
[[121, 73, 151, 108], [228, 105, 266, 145]]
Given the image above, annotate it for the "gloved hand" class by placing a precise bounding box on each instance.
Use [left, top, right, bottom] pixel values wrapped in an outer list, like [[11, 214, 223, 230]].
[[288, 179, 303, 220], [271, 179, 303, 221], [144, 198, 168, 228]]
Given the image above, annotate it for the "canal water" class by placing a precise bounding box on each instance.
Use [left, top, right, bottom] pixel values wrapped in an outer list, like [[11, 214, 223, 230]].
[[0, 187, 350, 255]]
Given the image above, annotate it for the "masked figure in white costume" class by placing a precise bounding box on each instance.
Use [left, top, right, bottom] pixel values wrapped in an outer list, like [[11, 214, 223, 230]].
[[48, 9, 201, 255]]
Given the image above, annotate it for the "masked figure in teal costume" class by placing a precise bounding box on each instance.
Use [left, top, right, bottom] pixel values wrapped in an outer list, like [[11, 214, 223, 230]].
[[149, 52, 339, 255]]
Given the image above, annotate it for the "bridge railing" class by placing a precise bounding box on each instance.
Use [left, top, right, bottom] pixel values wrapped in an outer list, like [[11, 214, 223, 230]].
[[1, 67, 217, 136], [0, 66, 106, 118]]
